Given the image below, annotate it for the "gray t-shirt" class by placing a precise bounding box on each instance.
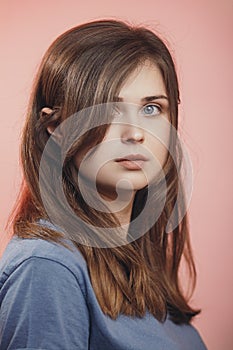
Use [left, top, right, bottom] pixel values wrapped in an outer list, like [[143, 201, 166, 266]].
[[0, 228, 207, 349]]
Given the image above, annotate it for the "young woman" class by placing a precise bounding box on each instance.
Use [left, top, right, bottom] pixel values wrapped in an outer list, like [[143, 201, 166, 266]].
[[0, 19, 207, 349]]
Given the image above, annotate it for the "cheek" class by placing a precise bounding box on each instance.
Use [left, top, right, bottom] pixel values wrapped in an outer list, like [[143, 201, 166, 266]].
[[73, 149, 95, 180], [146, 128, 170, 168], [74, 149, 108, 185]]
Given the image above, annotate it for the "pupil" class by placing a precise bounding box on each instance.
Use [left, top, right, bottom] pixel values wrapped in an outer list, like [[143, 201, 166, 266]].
[[146, 106, 153, 114]]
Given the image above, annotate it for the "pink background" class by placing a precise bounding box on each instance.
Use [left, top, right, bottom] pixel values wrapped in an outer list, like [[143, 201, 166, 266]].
[[0, 1, 232, 349]]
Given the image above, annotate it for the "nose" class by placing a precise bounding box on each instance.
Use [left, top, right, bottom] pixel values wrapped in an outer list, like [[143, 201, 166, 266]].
[[121, 124, 145, 144]]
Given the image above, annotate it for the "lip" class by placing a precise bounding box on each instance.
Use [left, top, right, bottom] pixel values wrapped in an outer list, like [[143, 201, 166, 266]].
[[115, 154, 148, 162], [115, 154, 148, 170]]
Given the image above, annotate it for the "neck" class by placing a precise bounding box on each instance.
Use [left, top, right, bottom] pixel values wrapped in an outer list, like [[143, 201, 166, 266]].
[[79, 179, 136, 239], [98, 187, 136, 235]]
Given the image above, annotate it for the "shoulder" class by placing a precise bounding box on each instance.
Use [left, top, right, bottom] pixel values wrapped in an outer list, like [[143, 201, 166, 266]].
[[0, 234, 89, 296], [0, 237, 91, 349]]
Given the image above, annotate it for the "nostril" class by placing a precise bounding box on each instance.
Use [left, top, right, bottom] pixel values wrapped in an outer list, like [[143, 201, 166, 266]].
[[122, 134, 144, 144], [121, 128, 145, 144]]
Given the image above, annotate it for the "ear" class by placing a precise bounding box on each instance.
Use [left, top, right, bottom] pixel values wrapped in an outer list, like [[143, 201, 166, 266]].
[[41, 107, 56, 135]]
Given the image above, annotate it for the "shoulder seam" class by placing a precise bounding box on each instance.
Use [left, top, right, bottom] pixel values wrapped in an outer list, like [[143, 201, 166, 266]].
[[1, 256, 88, 302]]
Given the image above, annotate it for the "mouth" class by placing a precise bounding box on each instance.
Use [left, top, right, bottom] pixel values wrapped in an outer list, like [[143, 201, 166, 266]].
[[115, 154, 148, 170], [115, 154, 148, 162]]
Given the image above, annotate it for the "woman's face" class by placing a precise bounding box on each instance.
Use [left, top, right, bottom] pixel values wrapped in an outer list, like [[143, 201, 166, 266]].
[[75, 61, 171, 200]]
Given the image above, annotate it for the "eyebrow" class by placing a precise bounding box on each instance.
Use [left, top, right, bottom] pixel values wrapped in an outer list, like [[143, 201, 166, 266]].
[[114, 95, 168, 102]]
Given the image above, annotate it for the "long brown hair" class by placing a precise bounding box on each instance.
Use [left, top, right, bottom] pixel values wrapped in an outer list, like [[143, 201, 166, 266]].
[[8, 19, 201, 324]]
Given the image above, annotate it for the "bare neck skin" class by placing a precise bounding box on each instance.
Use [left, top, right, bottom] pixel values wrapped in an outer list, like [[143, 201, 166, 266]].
[[98, 187, 136, 238]]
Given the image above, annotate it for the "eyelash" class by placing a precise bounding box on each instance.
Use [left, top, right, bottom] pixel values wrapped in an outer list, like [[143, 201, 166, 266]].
[[140, 104, 162, 117], [112, 104, 162, 118]]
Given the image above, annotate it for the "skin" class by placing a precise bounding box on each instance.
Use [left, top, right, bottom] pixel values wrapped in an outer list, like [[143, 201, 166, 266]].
[[45, 61, 171, 229]]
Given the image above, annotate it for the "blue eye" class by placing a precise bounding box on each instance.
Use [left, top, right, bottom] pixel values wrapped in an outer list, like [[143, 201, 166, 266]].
[[142, 104, 161, 116]]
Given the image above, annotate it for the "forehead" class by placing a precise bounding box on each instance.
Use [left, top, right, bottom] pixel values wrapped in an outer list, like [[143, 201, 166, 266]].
[[118, 61, 166, 102]]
